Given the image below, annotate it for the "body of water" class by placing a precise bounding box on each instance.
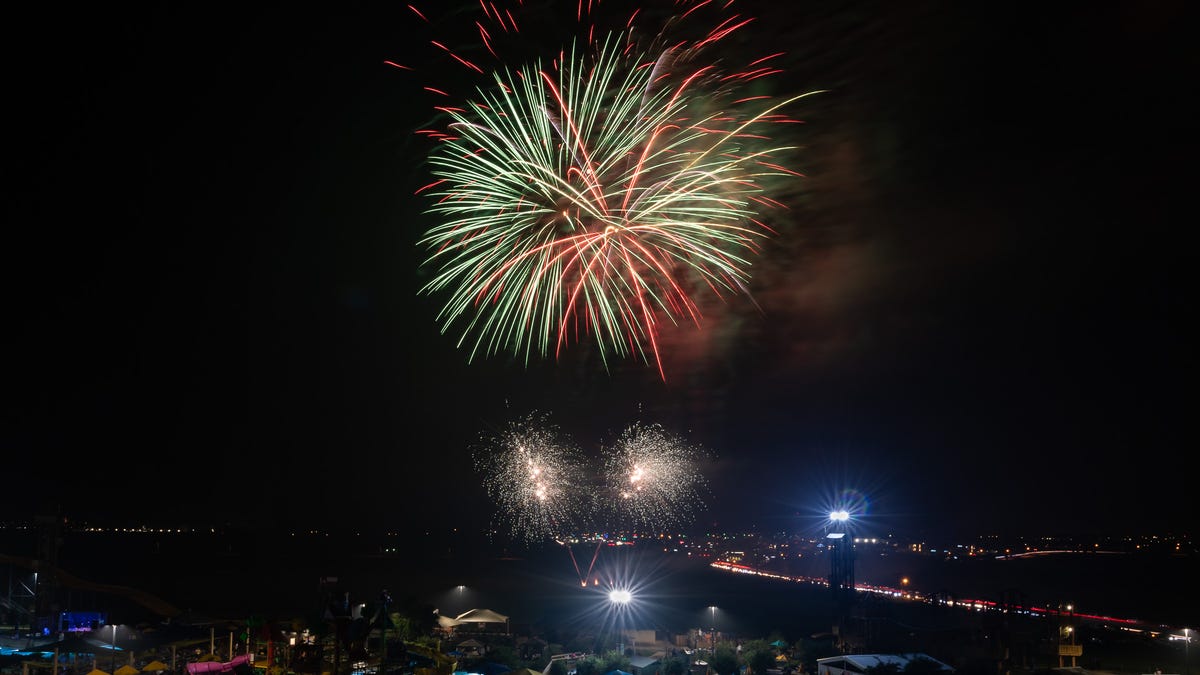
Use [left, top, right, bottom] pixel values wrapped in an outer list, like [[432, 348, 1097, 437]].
[[4, 529, 1196, 641]]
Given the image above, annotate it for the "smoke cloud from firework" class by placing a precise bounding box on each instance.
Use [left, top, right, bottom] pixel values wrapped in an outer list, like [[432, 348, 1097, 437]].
[[473, 412, 712, 545]]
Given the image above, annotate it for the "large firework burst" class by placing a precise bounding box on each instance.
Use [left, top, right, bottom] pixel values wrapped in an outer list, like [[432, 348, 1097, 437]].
[[401, 1, 821, 378]]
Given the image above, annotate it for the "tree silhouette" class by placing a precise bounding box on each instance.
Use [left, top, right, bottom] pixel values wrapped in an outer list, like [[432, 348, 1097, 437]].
[[710, 644, 740, 675], [741, 639, 776, 675]]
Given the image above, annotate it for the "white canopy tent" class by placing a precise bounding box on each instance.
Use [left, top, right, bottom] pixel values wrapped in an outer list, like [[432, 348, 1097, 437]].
[[437, 608, 510, 635], [454, 609, 508, 624]]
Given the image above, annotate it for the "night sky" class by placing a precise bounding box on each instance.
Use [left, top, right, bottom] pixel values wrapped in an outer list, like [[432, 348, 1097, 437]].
[[3, 2, 1192, 541]]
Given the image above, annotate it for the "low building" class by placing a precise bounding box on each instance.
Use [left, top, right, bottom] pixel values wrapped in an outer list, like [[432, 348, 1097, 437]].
[[815, 653, 954, 675], [629, 655, 662, 675]]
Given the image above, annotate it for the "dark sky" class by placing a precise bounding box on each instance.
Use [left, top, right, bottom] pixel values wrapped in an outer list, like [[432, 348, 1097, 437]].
[[3, 2, 1193, 541]]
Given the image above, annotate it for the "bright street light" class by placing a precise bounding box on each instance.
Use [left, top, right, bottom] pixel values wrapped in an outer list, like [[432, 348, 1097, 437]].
[[605, 587, 635, 655], [1185, 627, 1191, 675], [708, 606, 717, 651]]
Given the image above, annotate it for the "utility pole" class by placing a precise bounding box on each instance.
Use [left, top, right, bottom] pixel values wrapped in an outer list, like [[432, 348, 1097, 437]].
[[379, 589, 392, 675], [1056, 603, 1079, 668]]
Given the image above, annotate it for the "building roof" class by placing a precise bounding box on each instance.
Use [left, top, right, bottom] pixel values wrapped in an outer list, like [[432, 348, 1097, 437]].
[[454, 608, 509, 623], [816, 654, 953, 672]]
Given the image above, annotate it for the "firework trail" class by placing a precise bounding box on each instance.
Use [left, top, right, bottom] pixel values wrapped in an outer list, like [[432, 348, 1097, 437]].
[[399, 1, 823, 379], [473, 412, 594, 545], [601, 421, 711, 533]]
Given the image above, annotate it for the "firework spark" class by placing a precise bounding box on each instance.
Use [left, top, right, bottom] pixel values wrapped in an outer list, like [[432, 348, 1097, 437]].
[[601, 421, 711, 532], [403, 1, 822, 378], [473, 412, 593, 544]]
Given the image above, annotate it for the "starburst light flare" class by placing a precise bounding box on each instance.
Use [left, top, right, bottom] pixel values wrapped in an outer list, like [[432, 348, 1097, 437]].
[[402, 1, 823, 379]]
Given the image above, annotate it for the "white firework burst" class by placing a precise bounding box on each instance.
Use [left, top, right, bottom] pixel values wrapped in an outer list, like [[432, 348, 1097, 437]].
[[601, 421, 711, 533], [474, 412, 592, 544]]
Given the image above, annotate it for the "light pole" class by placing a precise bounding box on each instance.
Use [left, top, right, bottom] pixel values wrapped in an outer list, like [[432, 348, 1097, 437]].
[[609, 588, 633, 655], [1185, 627, 1191, 675], [709, 606, 717, 652], [827, 509, 854, 652], [110, 624, 117, 674]]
